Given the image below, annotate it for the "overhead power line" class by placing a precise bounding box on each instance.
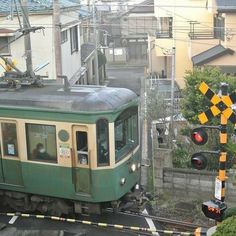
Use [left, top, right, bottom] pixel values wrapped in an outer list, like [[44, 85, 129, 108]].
[[3, 2, 236, 9]]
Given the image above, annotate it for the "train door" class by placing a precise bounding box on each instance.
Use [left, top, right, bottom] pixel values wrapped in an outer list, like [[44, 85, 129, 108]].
[[0, 121, 23, 185], [72, 126, 91, 195]]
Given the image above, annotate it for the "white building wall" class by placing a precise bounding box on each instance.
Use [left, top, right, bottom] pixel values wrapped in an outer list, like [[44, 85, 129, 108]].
[[0, 14, 55, 79], [30, 15, 55, 79], [0, 10, 82, 81], [60, 12, 81, 80]]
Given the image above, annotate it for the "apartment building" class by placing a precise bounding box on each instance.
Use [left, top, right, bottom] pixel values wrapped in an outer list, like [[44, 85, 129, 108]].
[[151, 0, 236, 88]]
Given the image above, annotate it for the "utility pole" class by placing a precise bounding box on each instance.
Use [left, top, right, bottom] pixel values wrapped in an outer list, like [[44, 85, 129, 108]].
[[53, 0, 62, 81], [169, 3, 176, 148], [21, 0, 34, 78], [148, 35, 155, 75], [170, 47, 176, 148], [87, 0, 90, 42], [92, 0, 99, 85]]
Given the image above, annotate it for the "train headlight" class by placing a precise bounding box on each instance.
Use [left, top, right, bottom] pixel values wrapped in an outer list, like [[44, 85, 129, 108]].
[[137, 163, 141, 169], [120, 178, 126, 185], [130, 163, 136, 172]]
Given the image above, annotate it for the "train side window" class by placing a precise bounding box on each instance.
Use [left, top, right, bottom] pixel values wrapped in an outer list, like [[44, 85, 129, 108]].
[[76, 131, 88, 165], [115, 107, 138, 163], [1, 123, 18, 157], [96, 119, 109, 166], [26, 124, 57, 163]]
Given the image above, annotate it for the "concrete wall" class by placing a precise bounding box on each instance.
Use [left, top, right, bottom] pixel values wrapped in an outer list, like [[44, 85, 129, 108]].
[[153, 148, 236, 204]]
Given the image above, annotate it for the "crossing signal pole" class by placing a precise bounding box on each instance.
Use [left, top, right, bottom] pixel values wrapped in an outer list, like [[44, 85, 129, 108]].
[[190, 82, 236, 222]]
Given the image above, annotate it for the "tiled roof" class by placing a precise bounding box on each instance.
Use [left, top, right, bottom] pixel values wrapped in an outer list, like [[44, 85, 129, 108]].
[[128, 0, 154, 14], [0, 0, 79, 14], [216, 0, 236, 13], [192, 44, 234, 66]]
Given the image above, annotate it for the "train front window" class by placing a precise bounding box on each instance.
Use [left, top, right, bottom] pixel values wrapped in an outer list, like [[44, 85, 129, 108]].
[[96, 119, 109, 166], [26, 124, 57, 163], [1, 123, 18, 157], [115, 107, 138, 163]]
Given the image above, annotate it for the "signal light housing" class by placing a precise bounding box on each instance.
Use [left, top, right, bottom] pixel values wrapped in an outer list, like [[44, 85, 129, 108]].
[[202, 200, 227, 222], [191, 153, 207, 170], [191, 127, 208, 145]]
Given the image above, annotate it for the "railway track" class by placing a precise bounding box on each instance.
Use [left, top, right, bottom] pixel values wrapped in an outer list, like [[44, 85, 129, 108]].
[[105, 208, 209, 232]]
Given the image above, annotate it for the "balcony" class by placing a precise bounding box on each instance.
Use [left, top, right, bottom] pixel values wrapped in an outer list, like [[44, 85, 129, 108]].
[[156, 30, 173, 39], [188, 31, 215, 40]]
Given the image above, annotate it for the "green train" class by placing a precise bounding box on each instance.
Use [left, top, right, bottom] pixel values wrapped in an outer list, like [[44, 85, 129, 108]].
[[0, 84, 141, 215]]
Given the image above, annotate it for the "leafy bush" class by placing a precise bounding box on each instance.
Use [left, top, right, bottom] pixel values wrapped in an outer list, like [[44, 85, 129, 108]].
[[223, 207, 236, 220], [172, 147, 191, 168], [213, 216, 236, 236]]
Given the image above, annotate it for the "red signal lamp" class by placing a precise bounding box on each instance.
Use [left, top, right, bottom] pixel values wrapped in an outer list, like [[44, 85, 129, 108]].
[[191, 127, 208, 145], [191, 153, 207, 170], [202, 200, 227, 222]]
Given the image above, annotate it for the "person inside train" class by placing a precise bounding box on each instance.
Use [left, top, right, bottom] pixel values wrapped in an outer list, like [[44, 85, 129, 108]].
[[98, 140, 109, 165], [33, 143, 51, 160]]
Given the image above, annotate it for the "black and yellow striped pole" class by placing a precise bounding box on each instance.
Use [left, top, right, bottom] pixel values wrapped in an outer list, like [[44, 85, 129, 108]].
[[195, 82, 234, 221], [218, 83, 228, 203], [198, 82, 229, 201]]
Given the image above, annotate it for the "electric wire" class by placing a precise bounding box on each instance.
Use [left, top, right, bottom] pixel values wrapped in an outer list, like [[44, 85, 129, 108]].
[[2, 1, 236, 52], [3, 2, 236, 9]]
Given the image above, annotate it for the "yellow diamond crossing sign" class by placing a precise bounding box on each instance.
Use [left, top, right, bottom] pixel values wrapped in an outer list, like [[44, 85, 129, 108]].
[[198, 82, 236, 124]]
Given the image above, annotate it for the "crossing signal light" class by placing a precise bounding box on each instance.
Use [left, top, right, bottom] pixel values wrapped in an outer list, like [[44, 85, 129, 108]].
[[191, 153, 207, 170], [191, 127, 208, 145], [202, 200, 227, 222]]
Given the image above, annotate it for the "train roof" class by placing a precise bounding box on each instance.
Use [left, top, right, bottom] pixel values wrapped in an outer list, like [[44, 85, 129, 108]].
[[0, 85, 138, 113]]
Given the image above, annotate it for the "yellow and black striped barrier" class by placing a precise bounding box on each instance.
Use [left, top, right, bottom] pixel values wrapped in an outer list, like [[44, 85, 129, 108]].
[[0, 212, 207, 236], [194, 227, 208, 236]]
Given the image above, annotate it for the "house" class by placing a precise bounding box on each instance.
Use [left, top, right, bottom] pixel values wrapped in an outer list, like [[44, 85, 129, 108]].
[[104, 0, 157, 65], [192, 0, 236, 74], [0, 0, 82, 84], [151, 0, 236, 89], [78, 2, 107, 85], [120, 0, 157, 65]]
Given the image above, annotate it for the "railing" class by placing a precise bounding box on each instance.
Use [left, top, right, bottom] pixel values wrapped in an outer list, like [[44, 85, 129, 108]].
[[156, 30, 173, 39], [188, 31, 215, 40]]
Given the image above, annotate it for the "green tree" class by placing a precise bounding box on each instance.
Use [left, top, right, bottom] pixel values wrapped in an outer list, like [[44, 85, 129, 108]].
[[181, 66, 236, 124], [179, 66, 236, 170], [146, 88, 169, 122]]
